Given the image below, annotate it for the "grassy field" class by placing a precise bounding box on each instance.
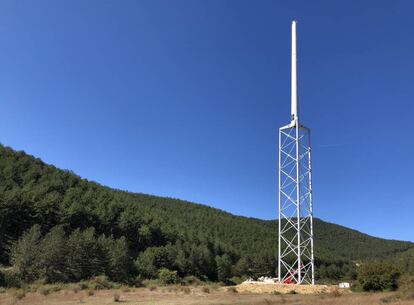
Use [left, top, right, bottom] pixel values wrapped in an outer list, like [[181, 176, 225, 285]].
[[1, 286, 413, 305]]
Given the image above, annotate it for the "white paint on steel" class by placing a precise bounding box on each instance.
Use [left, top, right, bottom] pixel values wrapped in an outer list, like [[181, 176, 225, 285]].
[[291, 21, 298, 123], [278, 21, 315, 285]]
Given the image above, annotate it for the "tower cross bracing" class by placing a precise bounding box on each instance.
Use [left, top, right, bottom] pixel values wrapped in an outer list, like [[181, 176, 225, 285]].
[[278, 21, 315, 285]]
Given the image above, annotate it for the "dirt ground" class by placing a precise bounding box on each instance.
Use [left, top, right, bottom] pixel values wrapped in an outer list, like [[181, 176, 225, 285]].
[[235, 282, 334, 294], [0, 286, 413, 305]]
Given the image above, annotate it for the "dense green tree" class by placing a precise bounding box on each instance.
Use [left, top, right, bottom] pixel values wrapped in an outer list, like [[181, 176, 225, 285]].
[[107, 236, 134, 283], [0, 269, 5, 287], [0, 144, 413, 286], [0, 195, 36, 265], [158, 268, 178, 284], [38, 225, 68, 283], [10, 225, 42, 282], [65, 228, 108, 282], [135, 246, 174, 278], [234, 257, 251, 277], [357, 261, 400, 291], [215, 254, 233, 283]]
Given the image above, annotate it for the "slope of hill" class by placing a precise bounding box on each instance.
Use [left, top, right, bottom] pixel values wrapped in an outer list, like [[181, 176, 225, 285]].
[[0, 144, 413, 284]]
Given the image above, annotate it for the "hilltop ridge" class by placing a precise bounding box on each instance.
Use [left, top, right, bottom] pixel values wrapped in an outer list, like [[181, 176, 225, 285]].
[[0, 144, 413, 283]]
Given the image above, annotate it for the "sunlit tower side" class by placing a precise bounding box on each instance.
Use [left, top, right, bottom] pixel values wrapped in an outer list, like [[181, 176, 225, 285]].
[[278, 21, 315, 285]]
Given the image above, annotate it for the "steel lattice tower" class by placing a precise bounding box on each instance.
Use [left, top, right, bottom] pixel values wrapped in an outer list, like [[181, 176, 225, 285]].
[[278, 21, 315, 285]]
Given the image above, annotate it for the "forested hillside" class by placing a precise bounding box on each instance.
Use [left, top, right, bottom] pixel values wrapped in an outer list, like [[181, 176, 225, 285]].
[[0, 144, 413, 285]]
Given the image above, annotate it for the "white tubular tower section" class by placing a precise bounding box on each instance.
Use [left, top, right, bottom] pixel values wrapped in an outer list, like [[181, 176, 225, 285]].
[[278, 21, 315, 285], [291, 20, 298, 123]]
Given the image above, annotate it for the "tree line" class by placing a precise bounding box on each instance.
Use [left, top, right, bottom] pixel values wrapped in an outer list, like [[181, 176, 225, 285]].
[[0, 144, 413, 288]]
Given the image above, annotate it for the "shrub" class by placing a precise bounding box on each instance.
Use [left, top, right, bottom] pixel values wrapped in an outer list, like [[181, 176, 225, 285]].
[[208, 283, 221, 290], [121, 286, 131, 292], [0, 270, 5, 287], [38, 287, 50, 296], [0, 287, 6, 293], [158, 268, 178, 285], [182, 275, 201, 286], [227, 287, 237, 293], [271, 291, 281, 295], [14, 289, 26, 300], [397, 275, 414, 300], [72, 285, 80, 293], [133, 275, 144, 287], [287, 289, 297, 294], [181, 287, 191, 294], [88, 275, 114, 290], [201, 286, 210, 293], [3, 268, 22, 288], [135, 246, 173, 279], [357, 262, 399, 291], [229, 276, 245, 285], [143, 279, 161, 290], [50, 284, 64, 292], [86, 289, 94, 296], [168, 286, 179, 293], [113, 292, 121, 302]]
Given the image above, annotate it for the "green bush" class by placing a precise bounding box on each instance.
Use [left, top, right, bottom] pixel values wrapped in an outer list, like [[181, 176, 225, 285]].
[[2, 268, 22, 288], [143, 279, 159, 291], [397, 274, 414, 300], [0, 270, 5, 287], [229, 276, 245, 285], [38, 287, 50, 296], [14, 289, 26, 300], [182, 275, 201, 286], [87, 276, 115, 290], [78, 282, 89, 290], [357, 262, 399, 291], [48, 284, 64, 292], [158, 268, 178, 285], [132, 275, 144, 287], [135, 247, 174, 279]]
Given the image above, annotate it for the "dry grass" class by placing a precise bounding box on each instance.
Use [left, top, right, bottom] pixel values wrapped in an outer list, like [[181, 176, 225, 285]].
[[0, 286, 413, 305], [201, 286, 210, 293], [113, 292, 121, 302], [86, 289, 94, 297], [235, 282, 333, 294]]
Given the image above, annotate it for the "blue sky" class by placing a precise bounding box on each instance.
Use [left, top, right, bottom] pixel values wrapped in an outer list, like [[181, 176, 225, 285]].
[[0, 0, 413, 241]]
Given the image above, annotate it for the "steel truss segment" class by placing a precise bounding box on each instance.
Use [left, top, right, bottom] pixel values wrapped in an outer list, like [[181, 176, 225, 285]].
[[278, 125, 314, 285]]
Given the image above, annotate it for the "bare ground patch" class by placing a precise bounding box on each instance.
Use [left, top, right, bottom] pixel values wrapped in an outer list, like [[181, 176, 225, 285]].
[[0, 286, 413, 305], [234, 282, 336, 294]]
